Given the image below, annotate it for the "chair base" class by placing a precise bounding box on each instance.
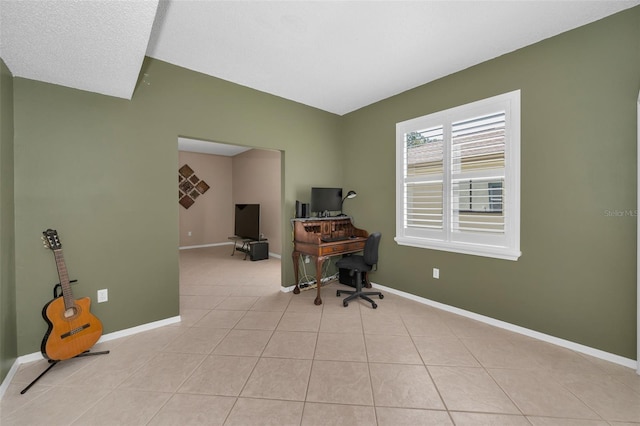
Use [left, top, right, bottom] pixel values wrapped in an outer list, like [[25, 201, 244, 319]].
[[336, 288, 384, 309]]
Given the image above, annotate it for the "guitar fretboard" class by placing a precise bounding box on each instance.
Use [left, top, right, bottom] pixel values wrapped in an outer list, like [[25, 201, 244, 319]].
[[53, 249, 75, 311]]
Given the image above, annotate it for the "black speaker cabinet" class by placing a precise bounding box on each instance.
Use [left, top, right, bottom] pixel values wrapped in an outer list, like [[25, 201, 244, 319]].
[[249, 241, 269, 261], [295, 201, 310, 218]]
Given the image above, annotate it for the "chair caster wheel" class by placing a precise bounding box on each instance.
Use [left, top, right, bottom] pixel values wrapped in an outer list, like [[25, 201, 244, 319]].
[[343, 301, 348, 307], [379, 294, 384, 299], [336, 291, 341, 297], [372, 303, 377, 309]]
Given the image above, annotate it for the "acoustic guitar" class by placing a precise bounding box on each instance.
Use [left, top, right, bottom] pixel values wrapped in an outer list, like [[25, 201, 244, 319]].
[[40, 229, 103, 361]]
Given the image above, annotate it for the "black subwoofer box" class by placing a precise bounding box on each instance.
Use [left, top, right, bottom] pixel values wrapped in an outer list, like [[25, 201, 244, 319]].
[[249, 241, 269, 261], [339, 268, 367, 288]]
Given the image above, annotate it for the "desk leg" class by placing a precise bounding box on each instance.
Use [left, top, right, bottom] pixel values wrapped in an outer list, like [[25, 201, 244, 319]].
[[292, 251, 301, 294], [314, 256, 326, 305]]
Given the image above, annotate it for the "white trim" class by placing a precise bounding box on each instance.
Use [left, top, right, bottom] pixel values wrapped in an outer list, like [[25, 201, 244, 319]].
[[0, 315, 181, 400], [285, 279, 635, 369], [395, 235, 521, 261], [179, 242, 231, 250], [3, 265, 637, 402], [637, 89, 640, 375], [281, 284, 297, 293], [0, 356, 21, 401], [95, 315, 181, 343], [396, 90, 521, 261], [371, 282, 637, 370], [179, 242, 281, 259]]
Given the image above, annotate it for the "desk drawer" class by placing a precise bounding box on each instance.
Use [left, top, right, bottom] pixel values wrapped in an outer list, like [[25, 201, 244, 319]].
[[320, 241, 364, 255]]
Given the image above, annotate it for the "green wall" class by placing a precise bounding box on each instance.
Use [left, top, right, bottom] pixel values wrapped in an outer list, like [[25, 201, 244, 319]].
[[13, 59, 343, 356], [0, 58, 17, 381], [4, 6, 639, 368], [342, 6, 640, 358]]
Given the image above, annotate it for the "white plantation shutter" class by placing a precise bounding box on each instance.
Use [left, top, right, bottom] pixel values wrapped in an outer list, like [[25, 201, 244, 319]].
[[405, 125, 444, 234], [451, 112, 506, 244], [396, 90, 521, 260]]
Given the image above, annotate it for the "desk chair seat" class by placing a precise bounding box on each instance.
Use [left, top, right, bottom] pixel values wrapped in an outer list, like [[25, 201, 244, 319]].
[[335, 232, 383, 309]]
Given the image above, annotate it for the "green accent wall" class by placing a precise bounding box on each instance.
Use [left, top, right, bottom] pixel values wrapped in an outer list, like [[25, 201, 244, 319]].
[[1, 6, 638, 377], [0, 58, 17, 381], [12, 58, 343, 356], [342, 6, 640, 358]]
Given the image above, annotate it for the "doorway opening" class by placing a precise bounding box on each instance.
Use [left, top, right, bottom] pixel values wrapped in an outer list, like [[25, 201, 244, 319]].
[[177, 137, 283, 292]]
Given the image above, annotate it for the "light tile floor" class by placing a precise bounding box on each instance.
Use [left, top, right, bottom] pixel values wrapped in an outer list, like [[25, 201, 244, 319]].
[[2, 245, 639, 425]]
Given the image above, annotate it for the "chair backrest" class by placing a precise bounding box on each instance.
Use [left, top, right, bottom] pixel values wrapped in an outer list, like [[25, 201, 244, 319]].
[[363, 232, 381, 267]]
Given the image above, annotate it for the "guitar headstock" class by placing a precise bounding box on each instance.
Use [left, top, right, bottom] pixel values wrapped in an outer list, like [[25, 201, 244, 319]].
[[42, 229, 62, 250]]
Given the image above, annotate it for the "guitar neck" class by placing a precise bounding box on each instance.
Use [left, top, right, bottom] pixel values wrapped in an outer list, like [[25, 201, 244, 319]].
[[53, 249, 75, 310]]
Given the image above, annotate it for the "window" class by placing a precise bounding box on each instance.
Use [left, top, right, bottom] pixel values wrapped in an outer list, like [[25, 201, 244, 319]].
[[395, 90, 521, 260]]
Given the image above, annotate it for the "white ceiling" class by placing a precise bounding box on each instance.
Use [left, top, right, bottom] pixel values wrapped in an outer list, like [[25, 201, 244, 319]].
[[1, 0, 639, 116], [0, 0, 159, 99]]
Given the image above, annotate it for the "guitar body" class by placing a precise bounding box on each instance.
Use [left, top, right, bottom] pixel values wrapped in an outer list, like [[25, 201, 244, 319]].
[[41, 296, 103, 361]]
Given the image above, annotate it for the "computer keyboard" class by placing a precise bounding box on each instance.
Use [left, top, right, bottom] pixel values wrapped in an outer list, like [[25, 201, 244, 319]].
[[321, 236, 350, 242]]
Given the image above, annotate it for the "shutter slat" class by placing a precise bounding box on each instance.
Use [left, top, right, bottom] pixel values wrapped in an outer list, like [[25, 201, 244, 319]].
[[405, 179, 443, 230]]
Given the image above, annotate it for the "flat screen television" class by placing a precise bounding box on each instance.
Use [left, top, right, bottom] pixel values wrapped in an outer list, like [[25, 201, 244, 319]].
[[310, 187, 342, 216], [234, 204, 260, 240]]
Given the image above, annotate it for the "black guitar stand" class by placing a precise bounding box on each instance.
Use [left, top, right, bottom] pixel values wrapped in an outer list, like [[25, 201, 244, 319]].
[[20, 281, 109, 395], [20, 349, 109, 394]]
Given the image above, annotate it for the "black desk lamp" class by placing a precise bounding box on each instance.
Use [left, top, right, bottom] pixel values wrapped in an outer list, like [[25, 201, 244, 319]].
[[340, 190, 357, 215]]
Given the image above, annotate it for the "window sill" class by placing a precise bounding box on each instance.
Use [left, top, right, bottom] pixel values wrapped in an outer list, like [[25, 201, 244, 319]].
[[394, 236, 521, 261]]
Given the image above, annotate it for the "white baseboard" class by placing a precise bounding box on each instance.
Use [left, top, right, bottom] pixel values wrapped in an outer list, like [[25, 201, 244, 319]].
[[370, 282, 638, 371], [3, 279, 637, 402], [0, 315, 181, 401], [283, 279, 637, 370], [95, 315, 181, 343], [179, 242, 231, 250], [0, 355, 22, 401], [179, 242, 281, 260], [281, 284, 296, 293]]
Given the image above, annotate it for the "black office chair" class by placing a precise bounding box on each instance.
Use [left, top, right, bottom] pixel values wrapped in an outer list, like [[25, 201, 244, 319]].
[[336, 232, 384, 309]]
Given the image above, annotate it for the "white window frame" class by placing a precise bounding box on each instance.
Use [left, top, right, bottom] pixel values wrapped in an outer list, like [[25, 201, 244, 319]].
[[395, 90, 521, 261]]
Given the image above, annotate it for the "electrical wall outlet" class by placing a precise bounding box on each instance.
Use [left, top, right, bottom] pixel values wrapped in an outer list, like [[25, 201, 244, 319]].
[[433, 268, 440, 279], [97, 289, 108, 303], [188, 231, 192, 236]]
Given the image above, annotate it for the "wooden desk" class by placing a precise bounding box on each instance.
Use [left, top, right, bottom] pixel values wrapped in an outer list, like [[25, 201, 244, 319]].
[[292, 217, 368, 305]]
